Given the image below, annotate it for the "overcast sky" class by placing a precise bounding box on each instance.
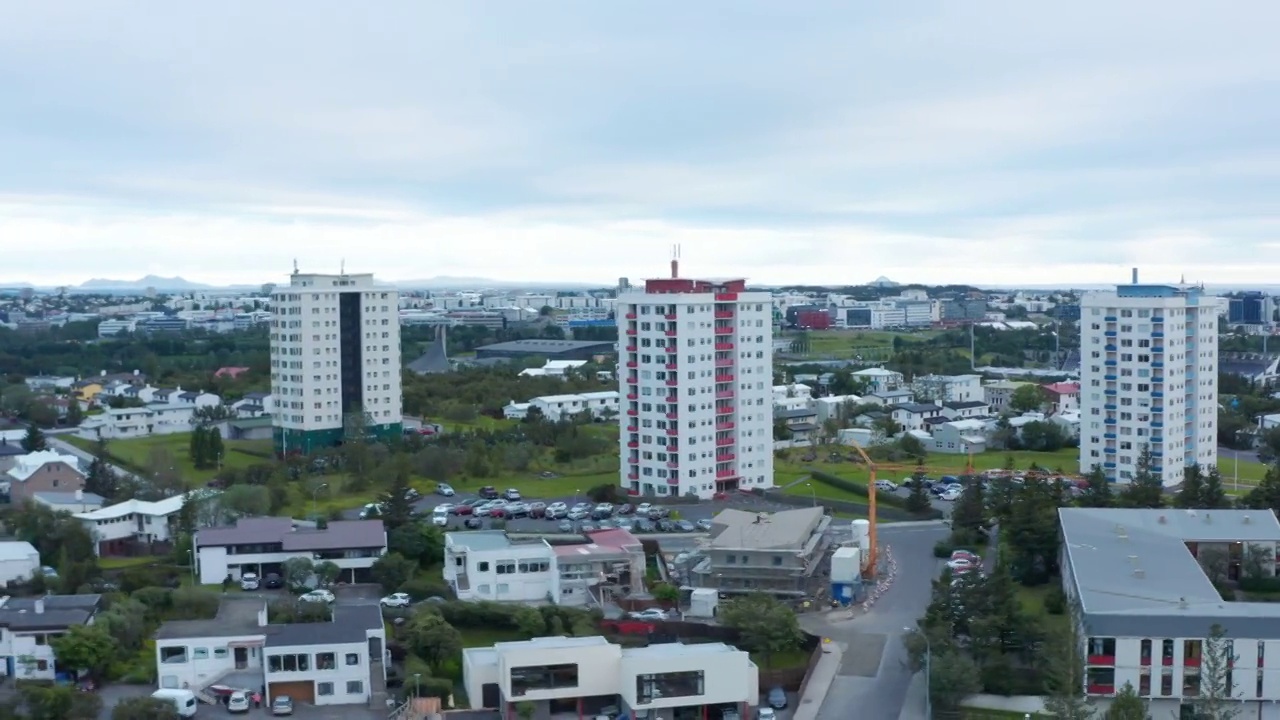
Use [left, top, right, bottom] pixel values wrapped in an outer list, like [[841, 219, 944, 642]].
[[1, 1, 1277, 287]]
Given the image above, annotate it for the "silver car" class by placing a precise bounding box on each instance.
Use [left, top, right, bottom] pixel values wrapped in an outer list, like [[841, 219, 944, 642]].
[[271, 694, 294, 716]]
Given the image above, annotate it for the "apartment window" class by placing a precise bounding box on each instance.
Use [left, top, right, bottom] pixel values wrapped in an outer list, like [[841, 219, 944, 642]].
[[160, 647, 187, 664], [636, 670, 705, 704], [316, 652, 336, 670], [192, 647, 209, 660], [214, 648, 228, 659], [1138, 671, 1151, 696], [347, 681, 364, 694], [1160, 669, 1173, 696], [346, 653, 360, 666], [510, 664, 579, 696], [267, 654, 311, 672], [318, 683, 334, 696]]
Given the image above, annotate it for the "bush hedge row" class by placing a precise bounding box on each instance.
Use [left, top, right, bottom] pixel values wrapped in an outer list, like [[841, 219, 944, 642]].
[[808, 470, 910, 509]]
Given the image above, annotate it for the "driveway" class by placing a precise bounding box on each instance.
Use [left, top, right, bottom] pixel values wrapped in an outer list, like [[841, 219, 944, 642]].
[[801, 521, 949, 720]]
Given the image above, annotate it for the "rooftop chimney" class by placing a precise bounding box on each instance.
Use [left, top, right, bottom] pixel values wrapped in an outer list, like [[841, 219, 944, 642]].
[[1132, 569, 1145, 578], [1132, 267, 1139, 284], [670, 244, 681, 279], [74, 489, 83, 501], [33, 599, 44, 614]]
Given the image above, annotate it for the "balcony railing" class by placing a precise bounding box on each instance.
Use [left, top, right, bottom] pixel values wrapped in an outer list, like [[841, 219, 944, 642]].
[[625, 345, 637, 352], [667, 461, 679, 469], [716, 421, 735, 430], [666, 477, 680, 486], [664, 330, 677, 337], [626, 328, 637, 336], [665, 362, 677, 369], [666, 428, 678, 436], [714, 326, 733, 334], [716, 374, 735, 383], [627, 441, 639, 449], [715, 469, 736, 478], [628, 473, 639, 480], [716, 437, 733, 447], [715, 342, 734, 351], [666, 379, 678, 386], [664, 346, 677, 353], [666, 411, 678, 419], [716, 453, 736, 462], [715, 293, 737, 301], [715, 358, 733, 367], [627, 409, 638, 416], [664, 313, 677, 320], [626, 393, 637, 400], [716, 390, 734, 399], [716, 406, 732, 415], [625, 313, 637, 320], [714, 310, 733, 319], [626, 426, 637, 433], [626, 361, 637, 368]]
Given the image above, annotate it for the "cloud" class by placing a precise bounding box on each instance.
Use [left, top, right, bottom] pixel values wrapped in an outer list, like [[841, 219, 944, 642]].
[[0, 0, 1277, 286]]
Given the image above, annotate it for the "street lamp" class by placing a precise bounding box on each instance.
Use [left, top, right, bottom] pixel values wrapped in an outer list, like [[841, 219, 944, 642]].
[[311, 483, 329, 521], [805, 482, 816, 507], [905, 627, 931, 720]]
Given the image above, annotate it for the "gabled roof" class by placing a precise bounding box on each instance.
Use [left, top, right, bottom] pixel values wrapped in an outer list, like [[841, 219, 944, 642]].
[[1041, 382, 1080, 395], [890, 403, 942, 414], [943, 401, 987, 409], [6, 451, 82, 481], [75, 493, 194, 522]]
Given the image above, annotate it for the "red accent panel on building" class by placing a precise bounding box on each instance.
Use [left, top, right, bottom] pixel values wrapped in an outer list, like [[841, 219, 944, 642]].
[[795, 310, 832, 330], [643, 278, 747, 294]]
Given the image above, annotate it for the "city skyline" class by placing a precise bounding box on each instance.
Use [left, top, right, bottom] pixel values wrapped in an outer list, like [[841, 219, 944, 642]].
[[1, 1, 1277, 287]]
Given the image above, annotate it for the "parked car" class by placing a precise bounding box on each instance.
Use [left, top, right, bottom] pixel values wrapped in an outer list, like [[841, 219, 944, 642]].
[[475, 500, 508, 517], [545, 501, 568, 519], [647, 506, 670, 519], [616, 503, 634, 515], [874, 479, 898, 491], [629, 608, 668, 621], [527, 502, 547, 518], [946, 557, 973, 572], [635, 502, 653, 516], [432, 507, 451, 526], [359, 503, 383, 519], [567, 507, 590, 520], [557, 519, 573, 532], [264, 573, 284, 589], [380, 592, 412, 608], [504, 488, 522, 501], [615, 518, 634, 530], [270, 694, 294, 716], [757, 709, 775, 720], [436, 483, 455, 496], [403, 488, 422, 502], [592, 503, 614, 519], [239, 573, 260, 591], [464, 517, 484, 529], [299, 589, 336, 604], [635, 519, 655, 533], [479, 486, 499, 500], [675, 520, 696, 532], [227, 692, 251, 714], [766, 687, 788, 709], [580, 522, 597, 532], [655, 519, 674, 532], [503, 502, 530, 518], [940, 489, 962, 502], [696, 519, 713, 531]]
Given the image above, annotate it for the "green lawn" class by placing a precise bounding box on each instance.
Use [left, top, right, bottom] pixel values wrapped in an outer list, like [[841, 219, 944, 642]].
[[780, 330, 949, 360], [65, 433, 273, 483], [1015, 585, 1068, 636], [459, 628, 529, 648]]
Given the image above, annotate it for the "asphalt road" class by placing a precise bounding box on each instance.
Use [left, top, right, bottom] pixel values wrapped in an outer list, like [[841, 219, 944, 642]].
[[803, 521, 949, 720]]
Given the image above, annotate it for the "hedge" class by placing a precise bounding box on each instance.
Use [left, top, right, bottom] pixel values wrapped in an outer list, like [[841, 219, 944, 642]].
[[808, 470, 910, 510]]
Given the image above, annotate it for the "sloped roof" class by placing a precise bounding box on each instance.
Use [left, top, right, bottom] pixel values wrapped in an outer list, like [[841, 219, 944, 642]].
[[710, 506, 825, 551], [407, 326, 451, 374]]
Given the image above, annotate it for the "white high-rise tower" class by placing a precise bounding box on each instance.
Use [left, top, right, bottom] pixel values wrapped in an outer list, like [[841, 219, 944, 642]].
[[615, 255, 774, 499], [1079, 276, 1217, 487], [269, 271, 402, 455]]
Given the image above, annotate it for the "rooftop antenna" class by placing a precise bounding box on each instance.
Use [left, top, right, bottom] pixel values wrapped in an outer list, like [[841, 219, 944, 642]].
[[670, 244, 681, 279], [340, 258, 346, 276], [292, 258, 299, 275]]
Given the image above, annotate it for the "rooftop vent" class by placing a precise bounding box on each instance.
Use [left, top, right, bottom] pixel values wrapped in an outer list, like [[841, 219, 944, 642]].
[[1158, 515, 1167, 524], [1133, 569, 1145, 578], [1245, 515, 1252, 524], [1179, 597, 1188, 609], [1128, 555, 1139, 564], [1115, 524, 1128, 538], [1205, 513, 1212, 524], [1187, 510, 1198, 518]]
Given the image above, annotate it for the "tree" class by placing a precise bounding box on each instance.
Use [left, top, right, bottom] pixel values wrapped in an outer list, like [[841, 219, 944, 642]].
[[342, 409, 374, 489], [388, 523, 445, 567], [50, 624, 116, 681], [379, 456, 417, 530], [404, 610, 463, 670], [371, 552, 417, 593], [20, 423, 46, 452], [314, 560, 341, 587], [65, 399, 84, 427], [1079, 466, 1112, 508], [15, 682, 102, 720], [281, 557, 315, 590], [1008, 384, 1047, 414], [905, 474, 933, 513], [949, 481, 987, 543], [1194, 624, 1238, 720], [85, 440, 122, 502], [189, 426, 209, 470], [217, 484, 270, 518], [111, 696, 181, 720], [1117, 446, 1163, 509], [1243, 462, 1280, 513], [1200, 466, 1229, 509], [927, 647, 983, 713], [1174, 464, 1205, 509], [1041, 626, 1095, 720], [206, 427, 224, 469], [719, 593, 804, 668], [1106, 682, 1149, 720]]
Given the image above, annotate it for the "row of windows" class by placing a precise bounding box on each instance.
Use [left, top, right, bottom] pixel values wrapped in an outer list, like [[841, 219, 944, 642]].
[[267, 651, 363, 672]]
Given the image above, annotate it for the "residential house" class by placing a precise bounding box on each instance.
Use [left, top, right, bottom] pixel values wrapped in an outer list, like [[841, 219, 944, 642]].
[[813, 395, 862, 423], [462, 636, 758, 718], [505, 392, 620, 422], [0, 542, 41, 586], [231, 392, 274, 418], [1008, 412, 1051, 439], [983, 380, 1031, 413], [1050, 411, 1082, 438], [503, 402, 533, 420], [76, 404, 195, 440], [31, 490, 105, 514], [940, 401, 990, 420], [1041, 382, 1081, 415], [174, 390, 222, 409], [4, 451, 85, 505], [865, 389, 914, 407], [518, 360, 590, 379], [775, 407, 819, 444], [223, 417, 274, 441], [927, 420, 990, 455], [23, 376, 75, 392], [76, 494, 195, 556], [1219, 353, 1280, 387], [912, 374, 983, 404], [71, 380, 104, 405], [889, 403, 945, 433], [444, 531, 559, 604], [194, 518, 387, 585], [150, 388, 180, 405], [771, 384, 813, 413], [0, 595, 102, 681], [155, 597, 387, 708], [551, 529, 647, 608], [690, 506, 832, 597], [851, 367, 904, 394]]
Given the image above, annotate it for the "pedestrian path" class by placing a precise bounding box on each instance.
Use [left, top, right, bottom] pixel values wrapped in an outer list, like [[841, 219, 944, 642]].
[[792, 641, 843, 720]]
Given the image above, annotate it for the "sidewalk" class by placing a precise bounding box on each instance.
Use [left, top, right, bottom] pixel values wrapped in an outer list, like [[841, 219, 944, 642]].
[[792, 641, 843, 720], [897, 672, 928, 720]]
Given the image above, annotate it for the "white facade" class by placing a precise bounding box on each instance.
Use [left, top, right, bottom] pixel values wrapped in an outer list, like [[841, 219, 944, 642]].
[[270, 272, 402, 447], [76, 495, 188, 554], [532, 392, 620, 422], [617, 277, 774, 499], [518, 360, 589, 378], [265, 639, 380, 706], [194, 519, 387, 585], [77, 404, 195, 440], [0, 596, 100, 681], [443, 532, 558, 603], [1079, 283, 1219, 486], [851, 368, 903, 394], [463, 636, 758, 714], [0, 542, 40, 586], [912, 374, 983, 404]]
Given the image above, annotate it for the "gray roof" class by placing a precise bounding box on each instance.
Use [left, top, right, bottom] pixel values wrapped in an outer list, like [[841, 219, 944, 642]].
[[710, 507, 826, 551], [1060, 508, 1280, 639], [943, 401, 988, 409], [775, 407, 817, 420], [476, 339, 615, 353], [242, 392, 269, 401], [196, 517, 385, 551], [264, 605, 383, 648], [33, 491, 106, 506], [445, 530, 514, 551], [0, 594, 101, 631], [0, 442, 26, 457], [178, 391, 200, 400], [891, 403, 942, 414], [155, 597, 264, 640], [407, 326, 451, 374]]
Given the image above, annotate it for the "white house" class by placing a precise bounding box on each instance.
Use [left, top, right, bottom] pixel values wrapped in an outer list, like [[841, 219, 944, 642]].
[[889, 403, 945, 433], [851, 367, 904, 394], [865, 390, 914, 407], [154, 597, 387, 707], [462, 635, 759, 717], [518, 360, 589, 379], [230, 392, 274, 419], [927, 420, 990, 455], [195, 518, 387, 585], [940, 401, 990, 420], [0, 542, 41, 587], [503, 402, 533, 420], [77, 404, 195, 440], [913, 374, 983, 404], [23, 376, 75, 392], [76, 494, 192, 556], [31, 490, 106, 514], [505, 392, 621, 422], [0, 595, 102, 681], [1050, 410, 1082, 438], [983, 380, 1031, 413], [813, 395, 863, 423], [174, 390, 222, 409], [444, 531, 558, 603], [1041, 382, 1081, 415]]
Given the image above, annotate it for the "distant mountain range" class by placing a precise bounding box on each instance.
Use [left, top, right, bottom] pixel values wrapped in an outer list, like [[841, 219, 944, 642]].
[[78, 275, 218, 291]]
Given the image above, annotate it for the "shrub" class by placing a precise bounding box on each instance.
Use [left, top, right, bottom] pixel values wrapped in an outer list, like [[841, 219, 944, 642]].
[[808, 471, 911, 510], [1044, 587, 1066, 615], [933, 541, 954, 558], [1240, 577, 1280, 593]]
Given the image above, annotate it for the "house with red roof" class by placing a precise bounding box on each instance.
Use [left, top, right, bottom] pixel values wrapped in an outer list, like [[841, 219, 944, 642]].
[[1040, 381, 1080, 415]]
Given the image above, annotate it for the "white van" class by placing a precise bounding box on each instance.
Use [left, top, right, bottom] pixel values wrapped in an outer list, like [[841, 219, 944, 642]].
[[152, 688, 199, 717], [432, 507, 450, 527]]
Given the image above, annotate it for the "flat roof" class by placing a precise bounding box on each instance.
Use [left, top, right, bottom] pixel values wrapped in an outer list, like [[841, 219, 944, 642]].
[[1060, 508, 1280, 639], [196, 518, 385, 550], [0, 594, 101, 631], [622, 642, 741, 659], [477, 339, 616, 352], [446, 530, 512, 551], [35, 492, 106, 507], [155, 597, 264, 640], [265, 605, 383, 647], [0, 541, 38, 561]]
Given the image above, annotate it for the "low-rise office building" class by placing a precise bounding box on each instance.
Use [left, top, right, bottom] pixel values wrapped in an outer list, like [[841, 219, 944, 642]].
[[1060, 507, 1280, 718], [462, 636, 758, 719], [690, 507, 832, 597], [195, 518, 386, 585], [155, 597, 387, 707]]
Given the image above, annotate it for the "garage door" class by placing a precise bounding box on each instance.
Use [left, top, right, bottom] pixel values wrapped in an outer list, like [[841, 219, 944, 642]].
[[269, 680, 315, 705]]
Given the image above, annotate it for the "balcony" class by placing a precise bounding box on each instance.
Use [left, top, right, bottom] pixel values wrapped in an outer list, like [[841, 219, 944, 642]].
[[1104, 360, 1117, 366], [717, 421, 735, 430], [664, 330, 677, 337], [715, 293, 737, 301], [666, 477, 680, 486], [1152, 331, 1164, 338], [664, 313, 677, 320], [1152, 345, 1163, 353], [666, 362, 677, 370], [1104, 374, 1116, 381], [626, 328, 637, 336], [1103, 432, 1116, 439], [1104, 418, 1116, 425], [1104, 345, 1117, 351], [627, 441, 639, 449], [627, 409, 638, 416], [715, 342, 734, 351], [716, 437, 733, 447], [714, 310, 733, 319], [715, 358, 733, 367], [717, 453, 736, 462], [1104, 331, 1117, 337], [626, 425, 637, 433], [716, 374, 735, 383], [1104, 462, 1116, 469], [1104, 316, 1117, 322], [1104, 447, 1116, 454], [666, 412, 678, 419], [716, 406, 733, 415], [625, 313, 637, 320], [1152, 361, 1164, 368], [664, 346, 677, 353], [1104, 404, 1116, 410], [715, 469, 736, 478], [1152, 316, 1164, 323], [1152, 421, 1163, 428], [714, 326, 733, 336], [625, 345, 637, 353], [626, 393, 637, 401], [667, 461, 679, 469], [666, 428, 678, 436], [626, 361, 637, 368], [666, 379, 678, 386], [1104, 389, 1117, 396], [628, 472, 638, 480], [716, 390, 734, 399], [1152, 391, 1164, 398]]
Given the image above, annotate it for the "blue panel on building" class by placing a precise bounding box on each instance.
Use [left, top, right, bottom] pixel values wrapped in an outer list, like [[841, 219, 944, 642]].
[[831, 581, 860, 606]]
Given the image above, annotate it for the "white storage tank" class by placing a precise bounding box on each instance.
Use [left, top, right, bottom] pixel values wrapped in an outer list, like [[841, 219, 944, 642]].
[[686, 588, 720, 618], [852, 519, 871, 553], [831, 547, 861, 582]]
